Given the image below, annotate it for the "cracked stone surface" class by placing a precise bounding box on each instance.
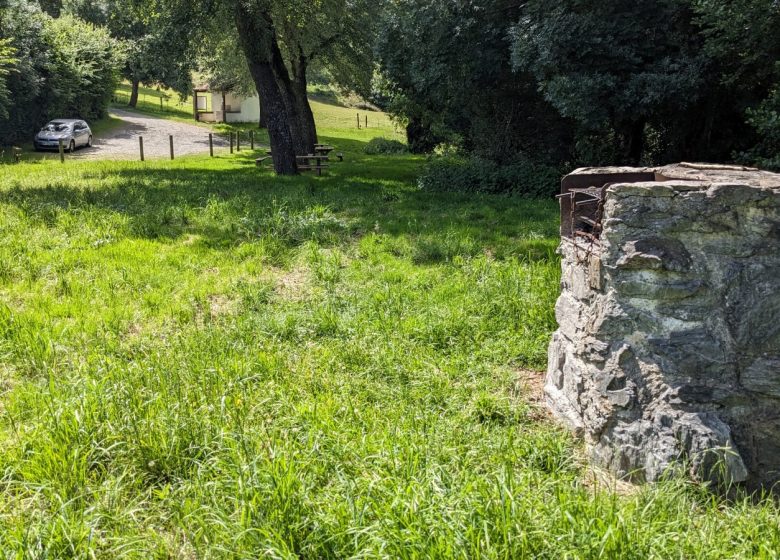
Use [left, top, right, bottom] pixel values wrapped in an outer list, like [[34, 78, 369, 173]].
[[546, 164, 780, 488]]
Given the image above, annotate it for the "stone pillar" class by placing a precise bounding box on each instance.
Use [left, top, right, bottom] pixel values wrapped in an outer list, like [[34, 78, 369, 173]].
[[546, 164, 780, 489]]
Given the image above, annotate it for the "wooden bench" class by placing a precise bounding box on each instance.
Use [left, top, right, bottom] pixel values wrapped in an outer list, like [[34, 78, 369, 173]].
[[298, 163, 330, 176], [297, 154, 329, 176], [257, 153, 331, 175]]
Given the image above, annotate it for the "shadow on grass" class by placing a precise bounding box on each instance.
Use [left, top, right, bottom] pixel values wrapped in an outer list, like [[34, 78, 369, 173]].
[[0, 145, 560, 263]]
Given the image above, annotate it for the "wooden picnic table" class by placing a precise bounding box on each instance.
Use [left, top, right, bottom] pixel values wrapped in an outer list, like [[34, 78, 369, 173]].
[[314, 145, 335, 156]]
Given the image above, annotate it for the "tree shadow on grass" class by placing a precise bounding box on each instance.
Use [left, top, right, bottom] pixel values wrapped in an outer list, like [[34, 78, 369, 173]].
[[0, 147, 560, 263]]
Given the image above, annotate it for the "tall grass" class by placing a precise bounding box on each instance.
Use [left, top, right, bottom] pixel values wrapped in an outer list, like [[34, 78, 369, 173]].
[[0, 138, 778, 557]]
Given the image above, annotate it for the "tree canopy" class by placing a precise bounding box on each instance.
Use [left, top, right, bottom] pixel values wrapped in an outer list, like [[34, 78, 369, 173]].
[[377, 0, 780, 171], [63, 0, 193, 106]]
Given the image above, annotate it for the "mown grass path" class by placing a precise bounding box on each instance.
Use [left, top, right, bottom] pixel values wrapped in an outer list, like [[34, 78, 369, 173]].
[[1, 130, 779, 557]]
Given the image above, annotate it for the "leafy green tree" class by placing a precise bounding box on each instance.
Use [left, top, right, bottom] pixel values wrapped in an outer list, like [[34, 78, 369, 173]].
[[196, 0, 376, 147], [147, 0, 377, 173], [64, 0, 192, 106], [44, 14, 124, 117], [693, 0, 780, 169], [194, 23, 266, 126], [511, 0, 711, 165], [0, 3, 123, 142], [377, 0, 573, 161], [0, 38, 16, 119], [271, 0, 377, 153]]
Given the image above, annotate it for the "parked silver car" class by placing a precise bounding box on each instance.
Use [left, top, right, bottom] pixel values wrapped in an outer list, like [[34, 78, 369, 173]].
[[34, 119, 93, 152]]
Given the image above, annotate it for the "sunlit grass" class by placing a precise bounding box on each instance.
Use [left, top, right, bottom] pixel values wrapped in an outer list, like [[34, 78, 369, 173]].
[[112, 81, 193, 120], [1, 112, 779, 557]]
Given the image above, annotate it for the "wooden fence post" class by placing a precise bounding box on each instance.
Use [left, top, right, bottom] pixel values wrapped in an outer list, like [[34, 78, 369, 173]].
[[237, 131, 241, 152], [139, 136, 144, 161], [209, 133, 213, 157], [356, 113, 360, 129], [58, 139, 64, 163], [230, 132, 234, 154], [365, 115, 368, 128], [169, 135, 174, 160], [250, 130, 254, 150]]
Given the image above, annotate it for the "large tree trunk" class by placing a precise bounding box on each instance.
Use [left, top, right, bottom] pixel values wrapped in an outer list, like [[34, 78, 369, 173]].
[[619, 120, 645, 165], [290, 53, 318, 153], [128, 79, 140, 108], [234, 5, 297, 174], [258, 97, 267, 129], [267, 39, 310, 156]]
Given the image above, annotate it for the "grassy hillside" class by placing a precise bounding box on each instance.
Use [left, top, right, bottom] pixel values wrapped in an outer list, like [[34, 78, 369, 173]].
[[109, 82, 402, 144], [1, 111, 779, 557], [112, 82, 193, 120]]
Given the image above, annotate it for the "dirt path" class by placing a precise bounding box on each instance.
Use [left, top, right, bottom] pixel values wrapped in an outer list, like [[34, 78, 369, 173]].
[[70, 108, 230, 160]]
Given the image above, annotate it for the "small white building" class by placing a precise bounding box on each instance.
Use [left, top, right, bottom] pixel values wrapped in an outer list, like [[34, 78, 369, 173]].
[[193, 87, 261, 123]]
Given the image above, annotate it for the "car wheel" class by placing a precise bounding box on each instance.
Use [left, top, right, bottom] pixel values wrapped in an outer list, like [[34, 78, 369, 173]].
[[68, 140, 76, 153], [87, 135, 93, 148]]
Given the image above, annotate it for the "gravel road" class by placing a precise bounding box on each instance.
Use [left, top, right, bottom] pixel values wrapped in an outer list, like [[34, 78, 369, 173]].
[[69, 108, 230, 160]]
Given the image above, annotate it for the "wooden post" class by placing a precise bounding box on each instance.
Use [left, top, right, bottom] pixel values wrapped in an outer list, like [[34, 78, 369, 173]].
[[250, 130, 254, 150], [139, 136, 144, 161], [356, 113, 360, 129], [365, 115, 368, 128], [58, 139, 64, 163], [169, 134, 174, 160], [230, 132, 234, 154], [208, 133, 213, 157], [160, 97, 163, 111], [236, 131, 241, 152]]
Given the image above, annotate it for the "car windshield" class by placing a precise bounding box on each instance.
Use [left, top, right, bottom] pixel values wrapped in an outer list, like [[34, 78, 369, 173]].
[[41, 122, 71, 132]]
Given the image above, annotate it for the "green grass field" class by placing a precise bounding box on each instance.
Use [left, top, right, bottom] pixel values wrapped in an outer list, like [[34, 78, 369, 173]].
[[112, 82, 194, 120], [1, 103, 780, 558]]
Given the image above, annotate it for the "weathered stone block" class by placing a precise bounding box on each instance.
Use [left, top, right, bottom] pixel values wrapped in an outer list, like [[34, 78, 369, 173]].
[[546, 163, 780, 489]]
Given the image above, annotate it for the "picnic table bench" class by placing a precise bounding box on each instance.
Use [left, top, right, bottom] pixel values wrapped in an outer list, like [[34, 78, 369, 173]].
[[256, 149, 339, 172], [297, 154, 329, 176]]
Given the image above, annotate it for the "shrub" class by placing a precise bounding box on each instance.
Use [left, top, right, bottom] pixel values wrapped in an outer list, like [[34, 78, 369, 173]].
[[417, 156, 562, 197], [0, 6, 123, 144], [364, 137, 408, 155], [737, 86, 780, 172]]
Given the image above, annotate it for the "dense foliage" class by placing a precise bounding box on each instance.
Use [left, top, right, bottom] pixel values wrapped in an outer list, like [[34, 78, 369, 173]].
[[0, 3, 122, 143], [63, 0, 194, 106], [0, 39, 16, 119], [418, 156, 562, 197], [377, 0, 780, 190], [377, 0, 572, 165], [693, 0, 780, 170]]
